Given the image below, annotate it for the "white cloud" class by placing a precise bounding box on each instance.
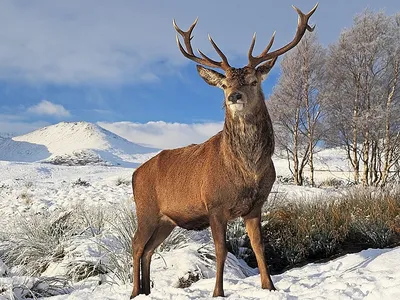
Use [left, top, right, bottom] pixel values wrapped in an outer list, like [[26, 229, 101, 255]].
[[98, 121, 223, 149], [27, 100, 71, 117], [0, 0, 398, 85]]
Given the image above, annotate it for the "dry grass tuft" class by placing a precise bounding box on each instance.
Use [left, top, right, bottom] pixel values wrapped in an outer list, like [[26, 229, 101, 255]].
[[259, 185, 400, 273]]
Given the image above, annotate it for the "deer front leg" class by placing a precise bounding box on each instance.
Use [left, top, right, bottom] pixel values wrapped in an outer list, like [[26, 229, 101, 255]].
[[209, 214, 228, 297], [244, 211, 275, 290]]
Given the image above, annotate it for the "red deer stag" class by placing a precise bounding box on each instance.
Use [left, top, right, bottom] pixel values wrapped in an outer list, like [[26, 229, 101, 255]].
[[131, 4, 317, 298]]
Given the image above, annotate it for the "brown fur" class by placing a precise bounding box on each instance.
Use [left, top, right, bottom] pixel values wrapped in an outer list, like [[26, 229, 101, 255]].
[[131, 6, 317, 296], [130, 65, 277, 298]]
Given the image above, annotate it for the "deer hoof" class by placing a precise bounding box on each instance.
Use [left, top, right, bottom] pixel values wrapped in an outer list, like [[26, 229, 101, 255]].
[[212, 290, 225, 297], [262, 283, 276, 291], [130, 291, 139, 299]]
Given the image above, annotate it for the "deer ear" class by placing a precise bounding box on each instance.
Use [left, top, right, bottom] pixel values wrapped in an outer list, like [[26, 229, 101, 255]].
[[256, 57, 277, 81], [196, 65, 226, 88]]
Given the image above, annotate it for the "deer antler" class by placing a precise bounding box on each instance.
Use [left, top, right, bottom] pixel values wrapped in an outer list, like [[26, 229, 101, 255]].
[[247, 3, 318, 68], [173, 18, 231, 71]]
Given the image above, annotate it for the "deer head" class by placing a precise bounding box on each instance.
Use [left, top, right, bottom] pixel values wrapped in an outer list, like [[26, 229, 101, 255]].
[[173, 4, 318, 117]]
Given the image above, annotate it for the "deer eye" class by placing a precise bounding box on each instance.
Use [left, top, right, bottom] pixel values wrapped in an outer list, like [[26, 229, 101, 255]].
[[251, 81, 258, 86]]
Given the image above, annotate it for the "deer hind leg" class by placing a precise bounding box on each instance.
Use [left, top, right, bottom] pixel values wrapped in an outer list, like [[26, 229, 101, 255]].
[[141, 219, 175, 295], [131, 218, 158, 299], [209, 214, 228, 297], [244, 210, 275, 290]]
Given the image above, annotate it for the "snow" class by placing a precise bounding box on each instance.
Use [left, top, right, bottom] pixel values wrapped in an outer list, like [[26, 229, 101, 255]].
[[15, 247, 399, 300], [0, 122, 158, 167], [0, 123, 399, 299], [273, 147, 354, 184], [0, 137, 51, 162], [0, 161, 399, 299], [0, 161, 134, 228]]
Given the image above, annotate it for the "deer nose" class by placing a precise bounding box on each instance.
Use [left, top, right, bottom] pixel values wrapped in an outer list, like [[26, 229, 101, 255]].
[[228, 92, 242, 104]]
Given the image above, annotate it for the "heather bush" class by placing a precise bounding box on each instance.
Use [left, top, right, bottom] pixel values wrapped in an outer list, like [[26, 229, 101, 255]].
[[347, 186, 400, 248], [260, 185, 400, 273]]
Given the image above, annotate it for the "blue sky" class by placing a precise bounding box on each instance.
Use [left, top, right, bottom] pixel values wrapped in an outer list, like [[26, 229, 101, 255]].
[[1, 0, 399, 139]]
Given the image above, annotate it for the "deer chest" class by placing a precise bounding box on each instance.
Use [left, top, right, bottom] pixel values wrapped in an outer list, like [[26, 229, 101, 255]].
[[228, 186, 263, 218]]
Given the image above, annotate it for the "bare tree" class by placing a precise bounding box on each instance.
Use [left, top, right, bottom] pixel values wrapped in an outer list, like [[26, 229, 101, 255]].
[[381, 13, 400, 185], [323, 10, 400, 185], [268, 32, 325, 186]]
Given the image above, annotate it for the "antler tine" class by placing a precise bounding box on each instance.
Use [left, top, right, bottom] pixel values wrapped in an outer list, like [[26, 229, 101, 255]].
[[260, 31, 276, 57], [292, 2, 318, 32], [247, 3, 318, 68], [247, 31, 276, 68], [248, 33, 257, 62], [197, 49, 223, 68], [207, 34, 230, 69], [173, 18, 231, 71], [173, 18, 198, 56]]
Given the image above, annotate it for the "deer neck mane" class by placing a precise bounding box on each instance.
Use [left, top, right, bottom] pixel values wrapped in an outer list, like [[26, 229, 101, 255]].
[[222, 101, 274, 176]]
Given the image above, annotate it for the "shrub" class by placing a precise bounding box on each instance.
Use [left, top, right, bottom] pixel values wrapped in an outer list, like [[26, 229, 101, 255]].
[[319, 177, 345, 188], [96, 201, 194, 284], [260, 185, 400, 273], [177, 270, 202, 288], [116, 177, 131, 186], [1, 276, 72, 299], [72, 178, 90, 187], [276, 175, 294, 184], [0, 211, 76, 276], [65, 260, 108, 282], [226, 218, 252, 261], [0, 205, 107, 278], [347, 186, 400, 248], [0, 201, 194, 286], [158, 228, 191, 253], [94, 201, 137, 284]]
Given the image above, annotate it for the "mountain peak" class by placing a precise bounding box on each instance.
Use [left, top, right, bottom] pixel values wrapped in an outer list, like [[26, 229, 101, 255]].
[[0, 121, 158, 166]]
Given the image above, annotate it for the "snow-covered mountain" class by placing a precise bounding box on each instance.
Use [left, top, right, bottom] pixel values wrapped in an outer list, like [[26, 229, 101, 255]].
[[0, 122, 159, 167]]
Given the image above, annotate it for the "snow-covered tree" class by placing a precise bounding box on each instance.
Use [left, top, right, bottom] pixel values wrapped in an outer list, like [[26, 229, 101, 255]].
[[268, 32, 325, 186], [322, 11, 400, 186]]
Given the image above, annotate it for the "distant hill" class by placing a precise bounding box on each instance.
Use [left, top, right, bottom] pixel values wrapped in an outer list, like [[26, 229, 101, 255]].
[[0, 122, 159, 167]]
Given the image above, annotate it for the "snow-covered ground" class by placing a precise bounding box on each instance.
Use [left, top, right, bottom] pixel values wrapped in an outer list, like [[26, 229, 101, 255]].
[[0, 161, 133, 228], [0, 122, 399, 299], [0, 160, 399, 299], [38, 246, 400, 300], [273, 147, 354, 184]]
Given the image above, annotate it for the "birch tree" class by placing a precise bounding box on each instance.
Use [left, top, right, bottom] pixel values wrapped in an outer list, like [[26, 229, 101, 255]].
[[268, 32, 325, 186], [380, 13, 400, 185], [323, 11, 400, 185]]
